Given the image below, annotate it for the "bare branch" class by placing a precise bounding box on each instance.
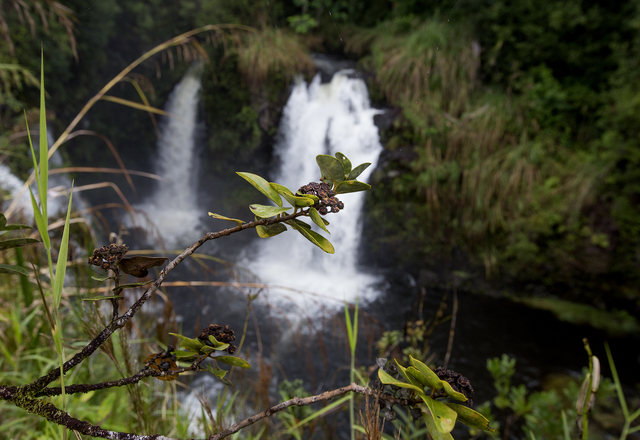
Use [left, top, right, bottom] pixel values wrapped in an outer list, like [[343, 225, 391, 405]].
[[23, 210, 308, 395]]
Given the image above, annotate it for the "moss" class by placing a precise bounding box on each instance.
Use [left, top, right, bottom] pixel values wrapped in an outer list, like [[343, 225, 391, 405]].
[[510, 296, 640, 337]]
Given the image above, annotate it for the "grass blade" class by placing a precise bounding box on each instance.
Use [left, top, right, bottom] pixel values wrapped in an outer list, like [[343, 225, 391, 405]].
[[38, 49, 48, 221], [53, 185, 73, 309]]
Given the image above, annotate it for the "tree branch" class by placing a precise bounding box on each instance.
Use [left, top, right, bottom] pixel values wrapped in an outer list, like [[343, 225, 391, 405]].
[[22, 211, 307, 395]]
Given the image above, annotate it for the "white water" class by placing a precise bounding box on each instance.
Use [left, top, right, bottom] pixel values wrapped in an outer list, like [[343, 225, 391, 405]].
[[0, 128, 85, 221], [135, 66, 204, 249], [246, 71, 384, 310]]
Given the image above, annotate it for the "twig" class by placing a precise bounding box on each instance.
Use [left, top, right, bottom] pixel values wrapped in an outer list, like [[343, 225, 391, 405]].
[[443, 288, 458, 369], [19, 210, 307, 396], [209, 383, 373, 440]]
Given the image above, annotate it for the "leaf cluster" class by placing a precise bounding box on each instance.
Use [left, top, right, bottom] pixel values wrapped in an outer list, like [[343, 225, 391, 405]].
[[377, 356, 494, 438], [209, 152, 371, 254]]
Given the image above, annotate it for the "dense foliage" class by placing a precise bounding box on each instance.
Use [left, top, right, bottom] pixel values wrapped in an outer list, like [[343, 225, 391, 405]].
[[1, 0, 639, 310]]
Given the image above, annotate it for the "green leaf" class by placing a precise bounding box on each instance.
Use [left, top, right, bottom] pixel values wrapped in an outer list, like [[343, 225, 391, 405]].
[[0, 264, 29, 277], [309, 208, 330, 234], [91, 275, 112, 282], [29, 188, 50, 249], [208, 212, 244, 226], [316, 154, 345, 186], [256, 223, 287, 238], [334, 180, 371, 195], [201, 344, 229, 354], [112, 279, 154, 290], [0, 237, 40, 250], [237, 172, 282, 206], [38, 53, 48, 222], [208, 365, 233, 386], [410, 356, 444, 390], [377, 368, 424, 394], [396, 362, 425, 389], [290, 219, 312, 229], [3, 224, 33, 231], [174, 350, 198, 362], [421, 405, 455, 440], [0, 213, 6, 230], [169, 333, 204, 353], [406, 366, 431, 390], [82, 295, 124, 301], [286, 220, 335, 254], [215, 356, 251, 369], [348, 162, 371, 180], [335, 152, 352, 175], [421, 395, 457, 433], [249, 204, 290, 218], [446, 403, 495, 432], [53, 188, 72, 309], [270, 182, 294, 198], [440, 380, 468, 402], [280, 191, 315, 208]]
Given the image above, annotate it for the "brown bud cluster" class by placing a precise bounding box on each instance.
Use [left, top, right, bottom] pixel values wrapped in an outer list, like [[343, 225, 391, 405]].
[[88, 244, 129, 272], [144, 345, 178, 381], [432, 366, 475, 406], [198, 324, 236, 355], [297, 182, 344, 215]]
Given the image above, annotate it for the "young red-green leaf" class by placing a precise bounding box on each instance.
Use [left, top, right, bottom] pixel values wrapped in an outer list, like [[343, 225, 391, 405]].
[[0, 264, 29, 277], [256, 223, 287, 238], [335, 152, 352, 175], [421, 395, 457, 434], [249, 204, 290, 218], [316, 154, 345, 186], [287, 220, 335, 254], [378, 368, 423, 394], [348, 162, 371, 180], [334, 180, 371, 195], [215, 356, 251, 369], [309, 208, 330, 233], [208, 212, 244, 226], [440, 380, 468, 402], [410, 356, 444, 390], [237, 172, 282, 206], [420, 405, 455, 440], [446, 403, 496, 432]]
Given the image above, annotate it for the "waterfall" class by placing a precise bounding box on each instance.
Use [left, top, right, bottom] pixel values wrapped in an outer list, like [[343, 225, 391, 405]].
[[136, 66, 204, 249], [246, 71, 384, 309]]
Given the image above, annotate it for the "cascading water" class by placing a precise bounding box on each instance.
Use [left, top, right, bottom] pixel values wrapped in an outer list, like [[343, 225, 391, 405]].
[[246, 71, 384, 309], [135, 65, 204, 249]]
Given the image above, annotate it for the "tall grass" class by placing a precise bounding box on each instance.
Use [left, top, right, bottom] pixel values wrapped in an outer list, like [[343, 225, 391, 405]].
[[348, 19, 600, 278]]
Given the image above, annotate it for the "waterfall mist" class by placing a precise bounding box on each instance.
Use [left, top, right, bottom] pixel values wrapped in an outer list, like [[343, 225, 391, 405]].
[[245, 71, 384, 310], [135, 66, 205, 249]]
